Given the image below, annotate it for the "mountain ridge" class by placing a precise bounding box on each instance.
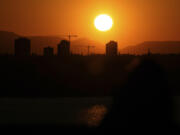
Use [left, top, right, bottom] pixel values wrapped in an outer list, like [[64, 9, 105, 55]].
[[121, 41, 180, 55]]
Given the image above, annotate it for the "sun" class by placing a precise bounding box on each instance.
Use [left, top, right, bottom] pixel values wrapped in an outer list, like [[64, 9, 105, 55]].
[[94, 14, 113, 32]]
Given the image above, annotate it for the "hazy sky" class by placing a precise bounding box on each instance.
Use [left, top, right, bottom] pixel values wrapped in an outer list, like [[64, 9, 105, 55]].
[[0, 0, 180, 48]]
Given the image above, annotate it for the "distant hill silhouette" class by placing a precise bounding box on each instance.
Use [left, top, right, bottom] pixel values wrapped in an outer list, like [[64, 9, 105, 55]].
[[0, 31, 63, 55], [0, 31, 104, 55], [0, 31, 20, 54], [121, 41, 180, 55]]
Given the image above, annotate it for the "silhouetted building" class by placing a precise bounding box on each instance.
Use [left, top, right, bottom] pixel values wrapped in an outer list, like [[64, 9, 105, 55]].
[[14, 37, 31, 56], [43, 47, 54, 56], [57, 40, 70, 56], [106, 41, 118, 56]]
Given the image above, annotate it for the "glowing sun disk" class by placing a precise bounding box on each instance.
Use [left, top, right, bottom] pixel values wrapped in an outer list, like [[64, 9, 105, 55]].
[[94, 14, 113, 32]]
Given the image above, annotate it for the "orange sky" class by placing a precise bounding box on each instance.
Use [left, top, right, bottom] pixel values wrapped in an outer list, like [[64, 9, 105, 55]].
[[0, 0, 180, 48]]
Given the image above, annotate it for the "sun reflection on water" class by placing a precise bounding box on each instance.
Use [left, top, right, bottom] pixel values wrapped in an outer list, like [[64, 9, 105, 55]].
[[78, 105, 108, 127]]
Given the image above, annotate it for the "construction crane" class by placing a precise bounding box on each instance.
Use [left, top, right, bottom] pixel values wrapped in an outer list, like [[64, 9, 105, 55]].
[[73, 45, 96, 56], [63, 34, 78, 44], [87, 45, 95, 56], [61, 34, 78, 55]]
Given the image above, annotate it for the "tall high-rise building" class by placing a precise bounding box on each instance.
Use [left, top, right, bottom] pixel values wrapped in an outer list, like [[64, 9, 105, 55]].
[[57, 40, 70, 56], [43, 47, 54, 56], [14, 37, 31, 56], [106, 41, 118, 56]]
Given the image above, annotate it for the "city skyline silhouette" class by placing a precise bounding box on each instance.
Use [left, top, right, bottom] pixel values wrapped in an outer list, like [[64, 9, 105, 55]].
[[0, 30, 180, 56], [0, 0, 180, 131]]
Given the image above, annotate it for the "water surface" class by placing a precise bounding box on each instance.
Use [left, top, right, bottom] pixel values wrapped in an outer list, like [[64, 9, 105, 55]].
[[0, 97, 113, 127]]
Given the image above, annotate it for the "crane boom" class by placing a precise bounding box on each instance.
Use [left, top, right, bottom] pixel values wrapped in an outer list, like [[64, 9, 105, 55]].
[[60, 34, 78, 43], [66, 35, 78, 43]]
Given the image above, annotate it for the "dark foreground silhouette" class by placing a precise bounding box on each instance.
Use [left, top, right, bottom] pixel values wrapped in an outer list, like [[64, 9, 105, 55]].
[[0, 56, 180, 134], [98, 58, 178, 130]]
